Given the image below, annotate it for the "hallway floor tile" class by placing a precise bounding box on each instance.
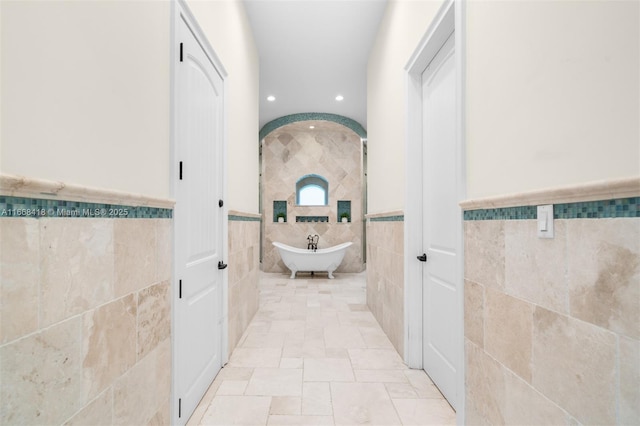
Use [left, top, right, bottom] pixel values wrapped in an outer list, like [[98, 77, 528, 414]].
[[187, 272, 455, 426]]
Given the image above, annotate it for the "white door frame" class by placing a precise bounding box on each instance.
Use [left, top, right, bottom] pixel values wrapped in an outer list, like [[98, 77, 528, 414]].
[[170, 0, 229, 422], [404, 0, 465, 421]]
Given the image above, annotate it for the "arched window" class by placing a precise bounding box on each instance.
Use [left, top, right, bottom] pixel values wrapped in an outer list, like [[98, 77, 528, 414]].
[[296, 174, 328, 206]]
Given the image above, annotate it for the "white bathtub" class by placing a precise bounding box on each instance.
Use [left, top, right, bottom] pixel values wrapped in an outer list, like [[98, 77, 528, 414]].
[[272, 241, 353, 279]]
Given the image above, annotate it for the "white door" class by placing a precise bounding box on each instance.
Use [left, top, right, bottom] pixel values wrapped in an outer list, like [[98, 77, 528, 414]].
[[420, 31, 460, 409], [174, 12, 225, 425]]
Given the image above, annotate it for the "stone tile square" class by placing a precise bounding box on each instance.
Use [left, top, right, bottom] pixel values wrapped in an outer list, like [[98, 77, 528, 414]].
[[323, 325, 366, 349], [267, 415, 334, 425], [228, 347, 282, 368], [331, 382, 401, 425], [241, 331, 287, 348], [270, 396, 301, 415], [200, 396, 271, 425], [245, 368, 303, 396], [403, 369, 444, 399], [280, 357, 304, 369], [392, 398, 456, 425], [302, 382, 332, 415], [348, 349, 406, 370], [354, 369, 408, 383], [216, 380, 248, 396], [303, 358, 354, 382], [384, 383, 418, 399]]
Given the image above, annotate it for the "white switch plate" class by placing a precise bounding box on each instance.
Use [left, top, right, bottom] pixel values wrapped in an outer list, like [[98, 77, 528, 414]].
[[537, 204, 554, 238]]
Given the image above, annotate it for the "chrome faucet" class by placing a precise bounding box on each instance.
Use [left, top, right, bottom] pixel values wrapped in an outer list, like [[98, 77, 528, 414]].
[[307, 234, 319, 252]]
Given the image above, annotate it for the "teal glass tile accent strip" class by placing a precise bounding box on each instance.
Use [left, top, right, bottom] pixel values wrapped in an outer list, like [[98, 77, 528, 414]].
[[464, 197, 639, 220], [229, 214, 261, 222], [554, 197, 638, 218], [0, 196, 172, 219], [260, 113, 367, 140], [296, 216, 329, 223], [369, 215, 404, 222], [463, 206, 537, 221], [337, 200, 351, 222], [273, 200, 287, 222]]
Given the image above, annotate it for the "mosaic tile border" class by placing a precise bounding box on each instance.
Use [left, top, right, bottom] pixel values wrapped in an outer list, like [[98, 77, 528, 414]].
[[296, 215, 329, 223], [229, 214, 261, 222], [464, 197, 639, 220], [369, 215, 404, 222], [0, 196, 172, 219], [259, 113, 367, 140]]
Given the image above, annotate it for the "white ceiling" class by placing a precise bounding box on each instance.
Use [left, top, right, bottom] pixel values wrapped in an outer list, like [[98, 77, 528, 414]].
[[243, 0, 388, 131]]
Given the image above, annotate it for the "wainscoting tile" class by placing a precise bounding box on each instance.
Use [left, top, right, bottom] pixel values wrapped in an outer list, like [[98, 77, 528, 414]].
[[0, 316, 83, 425], [83, 294, 137, 400], [0, 218, 39, 343], [40, 218, 114, 327], [532, 307, 616, 425], [567, 218, 640, 339]]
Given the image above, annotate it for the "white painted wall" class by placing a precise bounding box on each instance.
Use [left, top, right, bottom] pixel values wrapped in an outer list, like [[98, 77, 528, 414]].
[[1, 0, 171, 199], [187, 0, 260, 214], [466, 0, 640, 199], [367, 0, 444, 214], [1, 0, 259, 213]]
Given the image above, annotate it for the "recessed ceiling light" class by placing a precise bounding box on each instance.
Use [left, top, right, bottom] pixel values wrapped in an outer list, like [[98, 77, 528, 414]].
[[309, 125, 315, 129], [335, 95, 344, 101], [267, 95, 276, 102]]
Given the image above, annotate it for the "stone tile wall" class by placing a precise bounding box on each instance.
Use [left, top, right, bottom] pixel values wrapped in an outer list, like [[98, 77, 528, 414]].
[[464, 216, 639, 425], [262, 120, 364, 274], [366, 216, 404, 357], [0, 216, 172, 425], [228, 214, 261, 353]]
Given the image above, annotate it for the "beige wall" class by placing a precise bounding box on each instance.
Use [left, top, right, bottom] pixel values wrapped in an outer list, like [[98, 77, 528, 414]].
[[187, 0, 260, 213], [0, 0, 260, 213], [366, 0, 444, 214], [466, 0, 640, 199], [367, 0, 639, 208], [0, 0, 171, 198]]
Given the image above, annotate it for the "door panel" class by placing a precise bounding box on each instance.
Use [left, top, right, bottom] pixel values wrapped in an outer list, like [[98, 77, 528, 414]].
[[421, 31, 460, 409], [175, 12, 224, 425]]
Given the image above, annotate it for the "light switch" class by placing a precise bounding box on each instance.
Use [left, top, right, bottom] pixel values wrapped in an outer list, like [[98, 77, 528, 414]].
[[537, 205, 554, 238]]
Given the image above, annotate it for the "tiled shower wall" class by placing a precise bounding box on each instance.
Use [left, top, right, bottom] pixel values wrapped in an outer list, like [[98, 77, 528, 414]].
[[262, 120, 364, 274], [366, 215, 404, 357], [464, 200, 639, 425], [227, 213, 260, 353], [0, 210, 172, 425]]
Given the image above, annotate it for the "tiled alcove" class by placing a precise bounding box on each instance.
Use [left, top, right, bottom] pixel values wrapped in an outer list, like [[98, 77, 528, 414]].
[[261, 120, 364, 273]]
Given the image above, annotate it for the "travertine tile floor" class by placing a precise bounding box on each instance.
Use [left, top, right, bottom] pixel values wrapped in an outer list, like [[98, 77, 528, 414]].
[[187, 271, 455, 426]]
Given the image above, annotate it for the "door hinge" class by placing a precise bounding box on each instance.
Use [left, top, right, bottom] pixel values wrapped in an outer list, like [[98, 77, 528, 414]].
[[178, 398, 182, 418], [179, 42, 183, 62], [179, 279, 182, 298], [219, 199, 224, 208], [417, 253, 427, 262], [179, 161, 183, 180]]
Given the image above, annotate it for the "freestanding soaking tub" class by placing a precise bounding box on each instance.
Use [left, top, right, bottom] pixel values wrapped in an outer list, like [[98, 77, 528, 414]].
[[272, 241, 353, 279]]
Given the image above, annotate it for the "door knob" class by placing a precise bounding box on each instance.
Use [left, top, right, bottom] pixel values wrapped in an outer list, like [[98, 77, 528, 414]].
[[417, 253, 427, 262], [218, 261, 228, 270]]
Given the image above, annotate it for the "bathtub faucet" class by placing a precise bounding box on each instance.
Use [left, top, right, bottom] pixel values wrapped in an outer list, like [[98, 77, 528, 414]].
[[307, 234, 319, 252]]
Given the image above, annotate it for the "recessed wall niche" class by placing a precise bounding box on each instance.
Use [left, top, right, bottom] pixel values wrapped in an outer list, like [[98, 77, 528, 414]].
[[273, 200, 287, 222], [261, 120, 364, 274]]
